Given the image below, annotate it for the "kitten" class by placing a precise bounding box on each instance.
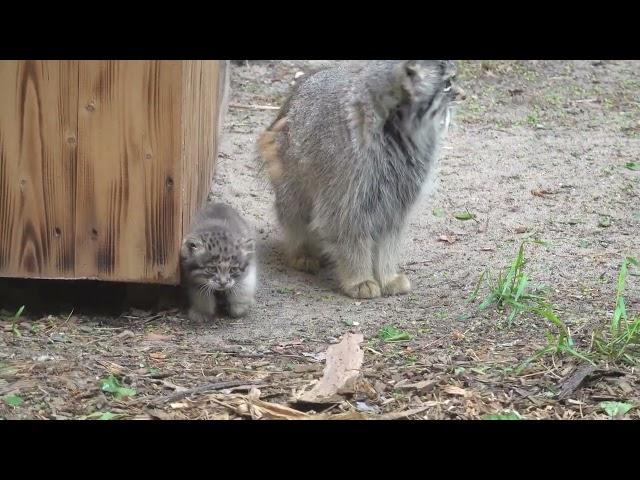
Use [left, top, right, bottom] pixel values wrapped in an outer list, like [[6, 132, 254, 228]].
[[180, 202, 256, 320], [258, 61, 464, 299]]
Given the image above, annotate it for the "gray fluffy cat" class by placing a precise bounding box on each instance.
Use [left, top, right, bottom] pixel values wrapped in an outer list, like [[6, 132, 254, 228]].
[[180, 202, 256, 320], [258, 60, 464, 299]]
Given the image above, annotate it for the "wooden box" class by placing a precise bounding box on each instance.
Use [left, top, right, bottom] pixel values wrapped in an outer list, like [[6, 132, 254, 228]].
[[0, 60, 229, 285]]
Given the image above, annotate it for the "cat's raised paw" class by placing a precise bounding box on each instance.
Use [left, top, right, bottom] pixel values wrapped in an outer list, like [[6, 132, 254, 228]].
[[344, 280, 381, 299], [382, 273, 411, 296], [290, 255, 321, 274]]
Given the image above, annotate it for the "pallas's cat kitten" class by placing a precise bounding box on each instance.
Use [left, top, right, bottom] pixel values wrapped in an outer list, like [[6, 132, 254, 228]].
[[180, 202, 256, 320]]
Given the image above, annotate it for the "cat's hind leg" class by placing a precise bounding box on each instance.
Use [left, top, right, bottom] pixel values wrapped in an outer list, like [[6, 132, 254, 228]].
[[324, 236, 381, 299], [374, 230, 412, 296]]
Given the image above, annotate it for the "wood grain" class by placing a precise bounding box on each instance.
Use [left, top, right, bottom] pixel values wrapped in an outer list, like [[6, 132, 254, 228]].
[[76, 61, 182, 282], [180, 61, 227, 236], [0, 60, 79, 278], [0, 60, 226, 285]]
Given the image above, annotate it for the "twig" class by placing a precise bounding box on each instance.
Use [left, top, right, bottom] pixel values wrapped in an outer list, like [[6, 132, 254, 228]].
[[137, 380, 264, 406], [229, 103, 280, 111]]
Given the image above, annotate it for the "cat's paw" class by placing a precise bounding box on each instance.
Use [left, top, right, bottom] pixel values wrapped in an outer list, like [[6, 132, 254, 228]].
[[188, 308, 214, 322], [382, 274, 411, 296], [343, 280, 381, 299], [228, 302, 252, 318], [289, 255, 321, 274]]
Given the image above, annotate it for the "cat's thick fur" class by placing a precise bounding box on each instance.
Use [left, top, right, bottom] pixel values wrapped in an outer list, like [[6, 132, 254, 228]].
[[258, 60, 464, 299], [180, 202, 256, 320]]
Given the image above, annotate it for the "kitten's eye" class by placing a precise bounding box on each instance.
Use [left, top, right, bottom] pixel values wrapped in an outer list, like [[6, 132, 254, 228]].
[[443, 79, 452, 92], [188, 242, 197, 250], [230, 266, 241, 274]]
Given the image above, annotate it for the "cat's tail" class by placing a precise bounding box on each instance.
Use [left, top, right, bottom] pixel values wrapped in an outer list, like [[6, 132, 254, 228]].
[[256, 115, 287, 185]]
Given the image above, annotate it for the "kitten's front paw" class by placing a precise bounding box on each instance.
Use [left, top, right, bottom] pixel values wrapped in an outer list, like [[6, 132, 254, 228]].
[[382, 274, 411, 296], [289, 255, 321, 274], [188, 308, 214, 322], [228, 302, 252, 318], [344, 280, 381, 299]]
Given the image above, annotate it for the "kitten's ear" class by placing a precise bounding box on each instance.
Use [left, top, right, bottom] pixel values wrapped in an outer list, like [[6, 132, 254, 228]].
[[181, 236, 204, 258], [239, 238, 255, 257]]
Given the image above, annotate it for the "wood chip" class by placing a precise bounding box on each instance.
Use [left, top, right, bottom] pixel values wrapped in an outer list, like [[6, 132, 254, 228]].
[[295, 333, 364, 405]]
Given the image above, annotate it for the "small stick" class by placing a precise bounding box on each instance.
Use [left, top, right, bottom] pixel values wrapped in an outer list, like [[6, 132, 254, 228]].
[[229, 103, 280, 111], [137, 380, 264, 406]]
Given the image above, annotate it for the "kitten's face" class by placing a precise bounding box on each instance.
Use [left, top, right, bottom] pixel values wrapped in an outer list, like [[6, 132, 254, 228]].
[[180, 230, 254, 292]]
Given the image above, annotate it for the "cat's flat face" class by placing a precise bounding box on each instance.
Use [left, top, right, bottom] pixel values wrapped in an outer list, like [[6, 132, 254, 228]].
[[180, 229, 254, 292], [403, 60, 465, 134]]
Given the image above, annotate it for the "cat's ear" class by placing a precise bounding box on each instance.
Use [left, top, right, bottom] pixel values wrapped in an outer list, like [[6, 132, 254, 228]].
[[239, 238, 255, 257], [181, 236, 204, 258], [399, 61, 438, 96]]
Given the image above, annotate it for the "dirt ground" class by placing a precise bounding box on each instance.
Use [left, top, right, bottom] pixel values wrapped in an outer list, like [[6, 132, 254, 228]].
[[1, 60, 639, 420]]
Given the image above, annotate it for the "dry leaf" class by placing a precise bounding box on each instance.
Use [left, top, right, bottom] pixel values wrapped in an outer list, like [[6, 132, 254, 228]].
[[117, 330, 135, 339], [531, 188, 553, 198], [144, 333, 173, 342], [396, 380, 437, 394], [169, 401, 189, 409], [514, 226, 529, 234], [160, 379, 188, 392], [295, 333, 364, 404], [438, 234, 457, 244], [248, 399, 310, 420], [149, 352, 167, 360], [379, 402, 439, 420], [443, 385, 470, 397], [247, 387, 261, 401], [452, 330, 465, 341], [315, 410, 368, 420]]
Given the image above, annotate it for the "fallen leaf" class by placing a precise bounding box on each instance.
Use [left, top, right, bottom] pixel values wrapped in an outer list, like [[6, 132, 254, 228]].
[[149, 352, 167, 360], [3, 394, 23, 407], [379, 326, 412, 342], [355, 401, 379, 413], [249, 398, 310, 419], [100, 375, 136, 400], [295, 332, 364, 404], [454, 211, 476, 221], [442, 385, 470, 397], [144, 333, 174, 342], [625, 162, 640, 171], [85, 411, 120, 420], [438, 234, 457, 244], [600, 401, 634, 417], [432, 207, 446, 218], [514, 226, 529, 234], [395, 380, 437, 394], [531, 188, 554, 198], [170, 402, 190, 409], [322, 411, 368, 420], [482, 411, 523, 420], [379, 402, 439, 420], [160, 379, 188, 392], [598, 216, 612, 228], [117, 330, 135, 339], [451, 330, 465, 342]]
